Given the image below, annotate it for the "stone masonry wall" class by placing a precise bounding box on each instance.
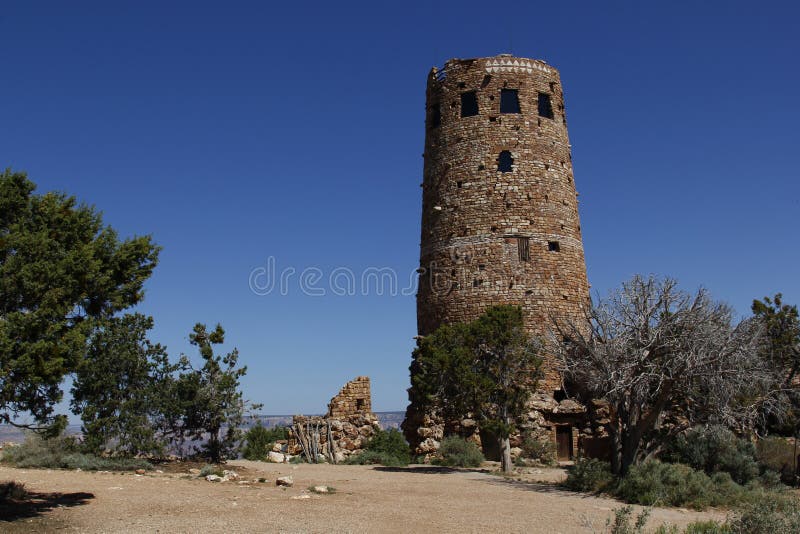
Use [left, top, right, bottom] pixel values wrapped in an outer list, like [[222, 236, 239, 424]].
[[327, 376, 372, 418], [288, 376, 380, 462], [404, 55, 594, 458]]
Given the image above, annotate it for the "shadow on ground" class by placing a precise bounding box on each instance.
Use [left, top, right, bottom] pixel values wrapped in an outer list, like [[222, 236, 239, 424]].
[[480, 475, 599, 498], [372, 465, 459, 475], [0, 490, 94, 521]]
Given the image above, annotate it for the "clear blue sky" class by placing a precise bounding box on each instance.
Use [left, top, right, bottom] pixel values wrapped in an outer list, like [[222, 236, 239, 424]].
[[2, 1, 798, 416]]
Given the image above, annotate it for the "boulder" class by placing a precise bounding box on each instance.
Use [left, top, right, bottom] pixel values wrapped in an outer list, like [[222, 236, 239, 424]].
[[276, 475, 294, 487], [460, 418, 477, 429], [268, 451, 286, 463], [206, 474, 223, 482]]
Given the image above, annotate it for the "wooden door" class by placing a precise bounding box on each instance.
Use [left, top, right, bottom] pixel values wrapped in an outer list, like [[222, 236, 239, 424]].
[[556, 426, 573, 461]]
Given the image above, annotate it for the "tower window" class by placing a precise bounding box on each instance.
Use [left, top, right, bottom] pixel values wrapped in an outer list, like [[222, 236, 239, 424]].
[[517, 237, 530, 261], [538, 92, 554, 119], [500, 89, 521, 114], [548, 241, 560, 252], [460, 91, 479, 117], [497, 151, 513, 172], [429, 103, 441, 128]]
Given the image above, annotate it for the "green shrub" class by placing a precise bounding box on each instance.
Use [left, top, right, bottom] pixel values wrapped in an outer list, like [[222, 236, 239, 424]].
[[521, 437, 557, 466], [664, 426, 759, 485], [199, 464, 223, 477], [2, 433, 150, 471], [606, 506, 651, 534], [242, 423, 288, 460], [728, 493, 800, 533], [616, 461, 745, 509], [289, 455, 306, 464], [564, 458, 615, 493], [681, 521, 731, 534], [343, 450, 408, 467], [432, 436, 484, 468], [364, 429, 411, 464], [756, 436, 795, 484], [342, 429, 411, 467]]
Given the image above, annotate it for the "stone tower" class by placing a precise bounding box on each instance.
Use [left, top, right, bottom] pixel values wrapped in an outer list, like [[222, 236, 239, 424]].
[[404, 55, 593, 459]]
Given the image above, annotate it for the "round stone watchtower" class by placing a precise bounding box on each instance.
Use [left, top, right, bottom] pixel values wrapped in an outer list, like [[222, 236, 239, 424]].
[[404, 55, 592, 458]]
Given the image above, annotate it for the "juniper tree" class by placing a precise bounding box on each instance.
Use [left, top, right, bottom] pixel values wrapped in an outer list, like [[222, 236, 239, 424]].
[[554, 275, 765, 476], [751, 293, 800, 435], [411, 306, 542, 472], [71, 313, 181, 456], [0, 169, 159, 430], [174, 323, 260, 463]]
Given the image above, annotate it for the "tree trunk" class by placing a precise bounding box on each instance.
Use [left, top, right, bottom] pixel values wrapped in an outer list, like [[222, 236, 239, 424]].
[[608, 424, 623, 476], [500, 409, 512, 473], [500, 435, 512, 473]]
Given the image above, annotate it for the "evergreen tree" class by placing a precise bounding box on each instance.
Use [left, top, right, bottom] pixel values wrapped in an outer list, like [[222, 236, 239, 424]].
[[0, 169, 159, 429], [175, 323, 259, 463], [71, 313, 180, 456], [411, 306, 542, 472], [752, 294, 800, 435]]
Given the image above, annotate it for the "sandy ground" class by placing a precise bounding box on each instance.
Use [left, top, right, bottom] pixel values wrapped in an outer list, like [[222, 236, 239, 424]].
[[0, 460, 726, 533]]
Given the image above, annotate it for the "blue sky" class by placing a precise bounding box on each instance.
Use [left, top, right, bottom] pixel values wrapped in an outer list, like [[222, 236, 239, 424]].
[[2, 1, 798, 416]]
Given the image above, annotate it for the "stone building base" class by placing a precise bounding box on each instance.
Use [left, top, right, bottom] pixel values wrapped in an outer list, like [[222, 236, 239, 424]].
[[402, 392, 610, 463]]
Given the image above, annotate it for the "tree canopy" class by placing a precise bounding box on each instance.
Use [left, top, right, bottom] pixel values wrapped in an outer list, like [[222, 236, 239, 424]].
[[410, 305, 542, 472], [171, 323, 259, 463], [751, 293, 800, 435], [0, 169, 160, 428], [555, 275, 765, 476], [71, 313, 181, 456]]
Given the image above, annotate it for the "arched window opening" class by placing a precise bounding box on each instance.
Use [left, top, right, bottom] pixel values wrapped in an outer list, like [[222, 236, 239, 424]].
[[497, 151, 513, 172]]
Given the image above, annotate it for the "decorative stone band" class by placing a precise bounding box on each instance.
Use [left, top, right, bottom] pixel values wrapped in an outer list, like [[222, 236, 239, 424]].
[[484, 58, 554, 75], [420, 233, 584, 258]]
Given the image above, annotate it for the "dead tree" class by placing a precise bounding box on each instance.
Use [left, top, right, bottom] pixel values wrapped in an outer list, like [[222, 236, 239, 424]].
[[553, 275, 769, 476]]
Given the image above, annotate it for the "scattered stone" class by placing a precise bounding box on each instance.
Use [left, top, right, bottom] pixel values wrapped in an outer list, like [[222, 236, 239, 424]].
[[188, 468, 201, 475], [312, 485, 330, 493], [268, 451, 286, 463], [206, 475, 223, 482], [135, 469, 146, 475], [291, 493, 311, 500], [223, 470, 239, 480], [276, 475, 294, 487]]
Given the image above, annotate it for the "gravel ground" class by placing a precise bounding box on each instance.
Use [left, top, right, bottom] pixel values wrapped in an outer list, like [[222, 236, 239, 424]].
[[0, 461, 725, 533]]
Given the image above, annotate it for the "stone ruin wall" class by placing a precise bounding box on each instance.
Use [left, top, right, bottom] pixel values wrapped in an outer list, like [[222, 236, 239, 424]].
[[403, 55, 605, 461], [287, 376, 380, 462], [328, 375, 372, 418]]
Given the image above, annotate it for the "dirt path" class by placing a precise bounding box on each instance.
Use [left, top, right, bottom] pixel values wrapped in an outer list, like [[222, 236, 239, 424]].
[[0, 461, 726, 533]]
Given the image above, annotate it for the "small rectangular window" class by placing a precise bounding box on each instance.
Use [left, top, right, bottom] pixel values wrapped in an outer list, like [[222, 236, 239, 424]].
[[548, 241, 560, 252], [500, 89, 521, 114], [538, 92, 554, 119], [429, 103, 441, 128], [518, 237, 530, 261], [460, 91, 479, 117]]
